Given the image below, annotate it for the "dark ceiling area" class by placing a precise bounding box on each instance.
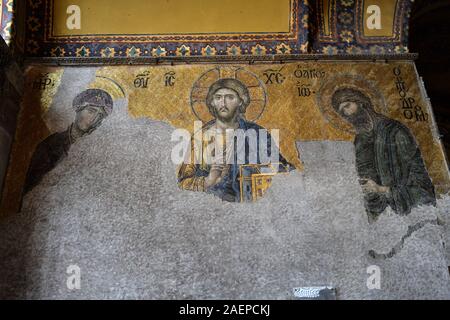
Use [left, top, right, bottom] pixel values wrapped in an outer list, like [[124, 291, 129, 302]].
[[410, 0, 450, 162]]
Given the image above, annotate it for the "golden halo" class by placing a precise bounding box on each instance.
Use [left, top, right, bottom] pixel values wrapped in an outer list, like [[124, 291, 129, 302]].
[[88, 76, 127, 100], [316, 73, 388, 134], [190, 66, 267, 123]]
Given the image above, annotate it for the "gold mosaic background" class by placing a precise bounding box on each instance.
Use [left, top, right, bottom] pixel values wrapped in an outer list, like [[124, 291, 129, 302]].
[[2, 61, 449, 214], [52, 0, 291, 36]]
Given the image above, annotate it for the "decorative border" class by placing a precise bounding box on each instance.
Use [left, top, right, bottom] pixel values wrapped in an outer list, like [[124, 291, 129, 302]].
[[317, 0, 338, 42], [312, 0, 412, 55], [24, 53, 419, 67], [46, 0, 297, 42], [23, 0, 414, 58], [25, 0, 310, 57], [355, 0, 404, 43]]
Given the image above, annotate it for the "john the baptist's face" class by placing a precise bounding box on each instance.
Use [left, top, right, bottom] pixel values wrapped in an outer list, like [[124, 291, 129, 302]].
[[210, 88, 242, 122], [75, 105, 107, 132], [338, 101, 359, 117], [336, 99, 371, 128]]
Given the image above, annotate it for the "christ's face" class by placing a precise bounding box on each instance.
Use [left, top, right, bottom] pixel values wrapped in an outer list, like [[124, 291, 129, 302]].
[[75, 105, 106, 132], [211, 88, 242, 122]]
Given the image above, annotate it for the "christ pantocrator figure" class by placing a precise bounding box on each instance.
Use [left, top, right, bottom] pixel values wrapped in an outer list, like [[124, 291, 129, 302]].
[[178, 78, 293, 202]]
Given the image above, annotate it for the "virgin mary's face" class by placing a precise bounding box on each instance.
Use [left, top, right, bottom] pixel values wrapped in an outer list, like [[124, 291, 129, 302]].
[[211, 88, 242, 122], [75, 105, 106, 132]]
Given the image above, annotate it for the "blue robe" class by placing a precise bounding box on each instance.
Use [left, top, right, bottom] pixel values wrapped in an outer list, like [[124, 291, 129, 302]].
[[178, 118, 294, 202]]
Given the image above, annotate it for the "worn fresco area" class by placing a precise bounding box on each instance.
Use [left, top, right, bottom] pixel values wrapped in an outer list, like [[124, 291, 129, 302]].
[[0, 62, 449, 299]]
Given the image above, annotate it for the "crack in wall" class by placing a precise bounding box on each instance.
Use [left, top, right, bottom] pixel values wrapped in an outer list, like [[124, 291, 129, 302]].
[[369, 218, 443, 260]]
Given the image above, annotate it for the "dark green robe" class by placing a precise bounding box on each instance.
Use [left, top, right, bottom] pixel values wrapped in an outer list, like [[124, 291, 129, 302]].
[[23, 129, 72, 195], [355, 117, 436, 217]]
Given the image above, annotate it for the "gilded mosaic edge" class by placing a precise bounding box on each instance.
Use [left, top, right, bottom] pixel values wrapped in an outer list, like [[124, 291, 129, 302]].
[[24, 53, 419, 66]]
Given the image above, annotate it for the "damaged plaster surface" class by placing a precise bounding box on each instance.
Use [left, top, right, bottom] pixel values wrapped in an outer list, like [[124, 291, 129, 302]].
[[0, 98, 449, 299]]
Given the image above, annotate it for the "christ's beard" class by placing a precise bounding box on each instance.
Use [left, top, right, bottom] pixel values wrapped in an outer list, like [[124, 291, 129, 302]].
[[216, 109, 239, 124]]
